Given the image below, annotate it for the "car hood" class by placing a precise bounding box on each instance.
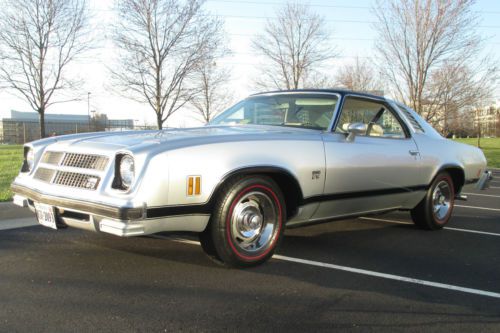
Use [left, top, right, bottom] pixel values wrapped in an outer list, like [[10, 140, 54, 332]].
[[45, 125, 322, 154]]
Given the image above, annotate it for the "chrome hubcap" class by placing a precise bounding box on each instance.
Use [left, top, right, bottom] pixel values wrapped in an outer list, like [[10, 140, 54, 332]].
[[432, 180, 452, 220], [231, 191, 278, 253]]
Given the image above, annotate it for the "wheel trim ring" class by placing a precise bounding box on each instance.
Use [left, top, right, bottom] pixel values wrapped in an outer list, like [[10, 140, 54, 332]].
[[226, 184, 283, 261], [432, 178, 454, 223]]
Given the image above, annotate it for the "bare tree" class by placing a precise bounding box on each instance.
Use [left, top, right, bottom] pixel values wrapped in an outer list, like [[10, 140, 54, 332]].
[[425, 61, 496, 134], [374, 0, 497, 125], [191, 61, 232, 124], [111, 0, 223, 130], [336, 57, 384, 94], [252, 2, 336, 90], [0, 0, 90, 138]]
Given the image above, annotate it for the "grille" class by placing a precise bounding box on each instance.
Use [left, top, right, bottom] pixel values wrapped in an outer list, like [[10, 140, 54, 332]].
[[53, 171, 100, 190], [61, 153, 108, 171], [36, 151, 107, 190], [41, 151, 64, 165], [34, 167, 56, 183]]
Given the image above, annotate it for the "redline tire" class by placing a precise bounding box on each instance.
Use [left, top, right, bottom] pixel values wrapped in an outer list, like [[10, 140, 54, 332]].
[[411, 172, 455, 230], [199, 175, 286, 267]]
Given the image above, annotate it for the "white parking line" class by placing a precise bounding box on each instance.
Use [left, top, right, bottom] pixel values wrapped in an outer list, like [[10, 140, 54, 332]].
[[463, 192, 500, 198], [273, 255, 500, 299], [455, 205, 500, 212], [155, 236, 200, 246], [153, 235, 500, 299], [359, 217, 500, 237]]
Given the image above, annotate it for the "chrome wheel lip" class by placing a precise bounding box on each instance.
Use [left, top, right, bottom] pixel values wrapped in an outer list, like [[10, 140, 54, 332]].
[[229, 189, 280, 255], [432, 180, 452, 221]]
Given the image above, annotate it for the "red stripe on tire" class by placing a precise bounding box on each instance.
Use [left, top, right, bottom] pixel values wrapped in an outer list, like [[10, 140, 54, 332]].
[[226, 184, 282, 261]]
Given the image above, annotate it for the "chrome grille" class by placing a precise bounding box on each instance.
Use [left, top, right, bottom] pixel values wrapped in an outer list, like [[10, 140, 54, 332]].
[[34, 167, 56, 182], [41, 151, 64, 165], [53, 171, 100, 190], [36, 151, 107, 190], [61, 153, 108, 171]]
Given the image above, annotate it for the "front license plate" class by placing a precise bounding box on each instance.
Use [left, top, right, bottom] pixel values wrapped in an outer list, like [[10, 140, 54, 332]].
[[34, 202, 57, 230]]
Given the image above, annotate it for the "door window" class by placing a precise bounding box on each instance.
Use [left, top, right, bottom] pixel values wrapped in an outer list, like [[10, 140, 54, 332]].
[[335, 97, 407, 138]]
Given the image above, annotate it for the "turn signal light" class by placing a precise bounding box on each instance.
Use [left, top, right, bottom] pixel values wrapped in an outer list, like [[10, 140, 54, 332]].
[[187, 176, 201, 195]]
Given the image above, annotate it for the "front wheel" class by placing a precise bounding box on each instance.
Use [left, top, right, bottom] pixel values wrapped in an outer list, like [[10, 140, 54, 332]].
[[411, 172, 455, 230], [199, 175, 286, 267]]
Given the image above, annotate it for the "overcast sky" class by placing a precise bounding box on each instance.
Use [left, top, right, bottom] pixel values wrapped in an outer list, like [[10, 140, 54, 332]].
[[1, 0, 499, 127]]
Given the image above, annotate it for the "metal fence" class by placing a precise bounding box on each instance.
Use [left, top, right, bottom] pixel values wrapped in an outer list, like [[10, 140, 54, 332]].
[[0, 120, 157, 145]]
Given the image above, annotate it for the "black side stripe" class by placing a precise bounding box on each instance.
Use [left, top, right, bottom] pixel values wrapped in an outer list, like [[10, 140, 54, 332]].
[[147, 204, 212, 219], [146, 184, 428, 219], [301, 185, 428, 205], [464, 178, 479, 185]]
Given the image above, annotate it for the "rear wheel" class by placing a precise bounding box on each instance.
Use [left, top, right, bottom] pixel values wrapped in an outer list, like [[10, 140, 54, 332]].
[[199, 175, 286, 267], [411, 172, 455, 230]]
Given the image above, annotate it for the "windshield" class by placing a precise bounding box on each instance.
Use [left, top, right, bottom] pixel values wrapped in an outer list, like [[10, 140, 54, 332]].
[[210, 95, 339, 131]]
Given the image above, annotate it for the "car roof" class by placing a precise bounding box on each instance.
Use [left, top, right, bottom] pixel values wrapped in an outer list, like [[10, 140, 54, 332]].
[[249, 89, 385, 100]]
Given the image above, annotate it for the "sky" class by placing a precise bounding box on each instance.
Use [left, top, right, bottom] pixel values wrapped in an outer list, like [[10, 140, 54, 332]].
[[1, 0, 499, 127]]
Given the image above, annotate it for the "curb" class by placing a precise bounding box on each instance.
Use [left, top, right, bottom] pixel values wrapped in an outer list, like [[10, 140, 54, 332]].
[[0, 217, 37, 231], [0, 201, 34, 220]]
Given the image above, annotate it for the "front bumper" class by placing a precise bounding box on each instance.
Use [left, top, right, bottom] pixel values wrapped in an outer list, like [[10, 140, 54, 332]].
[[11, 183, 210, 236], [476, 170, 493, 190], [11, 183, 144, 220]]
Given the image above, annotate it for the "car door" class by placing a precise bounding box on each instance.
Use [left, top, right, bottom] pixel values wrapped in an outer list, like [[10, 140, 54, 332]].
[[312, 95, 427, 220]]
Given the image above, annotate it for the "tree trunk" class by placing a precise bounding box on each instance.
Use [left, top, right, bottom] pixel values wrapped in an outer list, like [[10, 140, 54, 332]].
[[39, 109, 46, 139], [157, 113, 163, 130], [476, 109, 481, 148]]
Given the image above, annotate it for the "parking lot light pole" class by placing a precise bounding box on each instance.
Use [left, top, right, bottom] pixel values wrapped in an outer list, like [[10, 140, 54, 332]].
[[87, 92, 91, 131], [91, 110, 96, 131]]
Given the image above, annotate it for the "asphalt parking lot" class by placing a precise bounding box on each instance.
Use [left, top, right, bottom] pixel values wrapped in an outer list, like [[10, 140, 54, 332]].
[[1, 171, 499, 332]]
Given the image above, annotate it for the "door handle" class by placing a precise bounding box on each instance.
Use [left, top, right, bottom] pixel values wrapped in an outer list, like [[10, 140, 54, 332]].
[[409, 150, 419, 156]]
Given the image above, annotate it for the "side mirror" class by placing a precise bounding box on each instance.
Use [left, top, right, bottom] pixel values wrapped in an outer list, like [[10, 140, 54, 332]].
[[346, 122, 367, 142]]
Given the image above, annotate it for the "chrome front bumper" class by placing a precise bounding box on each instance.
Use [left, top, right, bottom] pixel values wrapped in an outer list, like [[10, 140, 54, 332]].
[[476, 170, 493, 190], [11, 183, 144, 220], [11, 183, 210, 237]]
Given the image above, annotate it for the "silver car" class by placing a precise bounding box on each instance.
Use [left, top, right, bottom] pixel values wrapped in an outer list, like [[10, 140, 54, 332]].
[[11, 89, 491, 267]]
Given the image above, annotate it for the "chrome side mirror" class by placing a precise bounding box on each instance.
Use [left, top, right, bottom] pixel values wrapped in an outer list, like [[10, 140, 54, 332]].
[[346, 122, 367, 142]]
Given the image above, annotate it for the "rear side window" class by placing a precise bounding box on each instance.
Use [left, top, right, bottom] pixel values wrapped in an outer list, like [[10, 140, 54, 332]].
[[397, 103, 425, 133]]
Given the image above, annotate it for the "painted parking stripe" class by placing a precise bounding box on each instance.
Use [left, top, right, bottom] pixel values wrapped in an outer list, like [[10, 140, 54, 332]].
[[154, 236, 200, 246], [272, 255, 500, 299], [154, 235, 500, 299], [359, 217, 500, 237], [455, 205, 500, 212], [463, 192, 500, 198]]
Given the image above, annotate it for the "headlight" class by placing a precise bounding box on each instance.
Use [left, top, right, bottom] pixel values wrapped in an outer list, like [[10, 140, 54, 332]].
[[27, 149, 35, 170], [119, 154, 135, 189], [22, 147, 35, 172]]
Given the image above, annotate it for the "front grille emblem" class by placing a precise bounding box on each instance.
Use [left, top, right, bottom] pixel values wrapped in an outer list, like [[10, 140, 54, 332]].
[[85, 177, 99, 190]]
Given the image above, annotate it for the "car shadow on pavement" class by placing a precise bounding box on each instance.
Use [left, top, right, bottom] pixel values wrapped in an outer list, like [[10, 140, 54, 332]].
[[1, 218, 500, 328], [90, 218, 500, 313]]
